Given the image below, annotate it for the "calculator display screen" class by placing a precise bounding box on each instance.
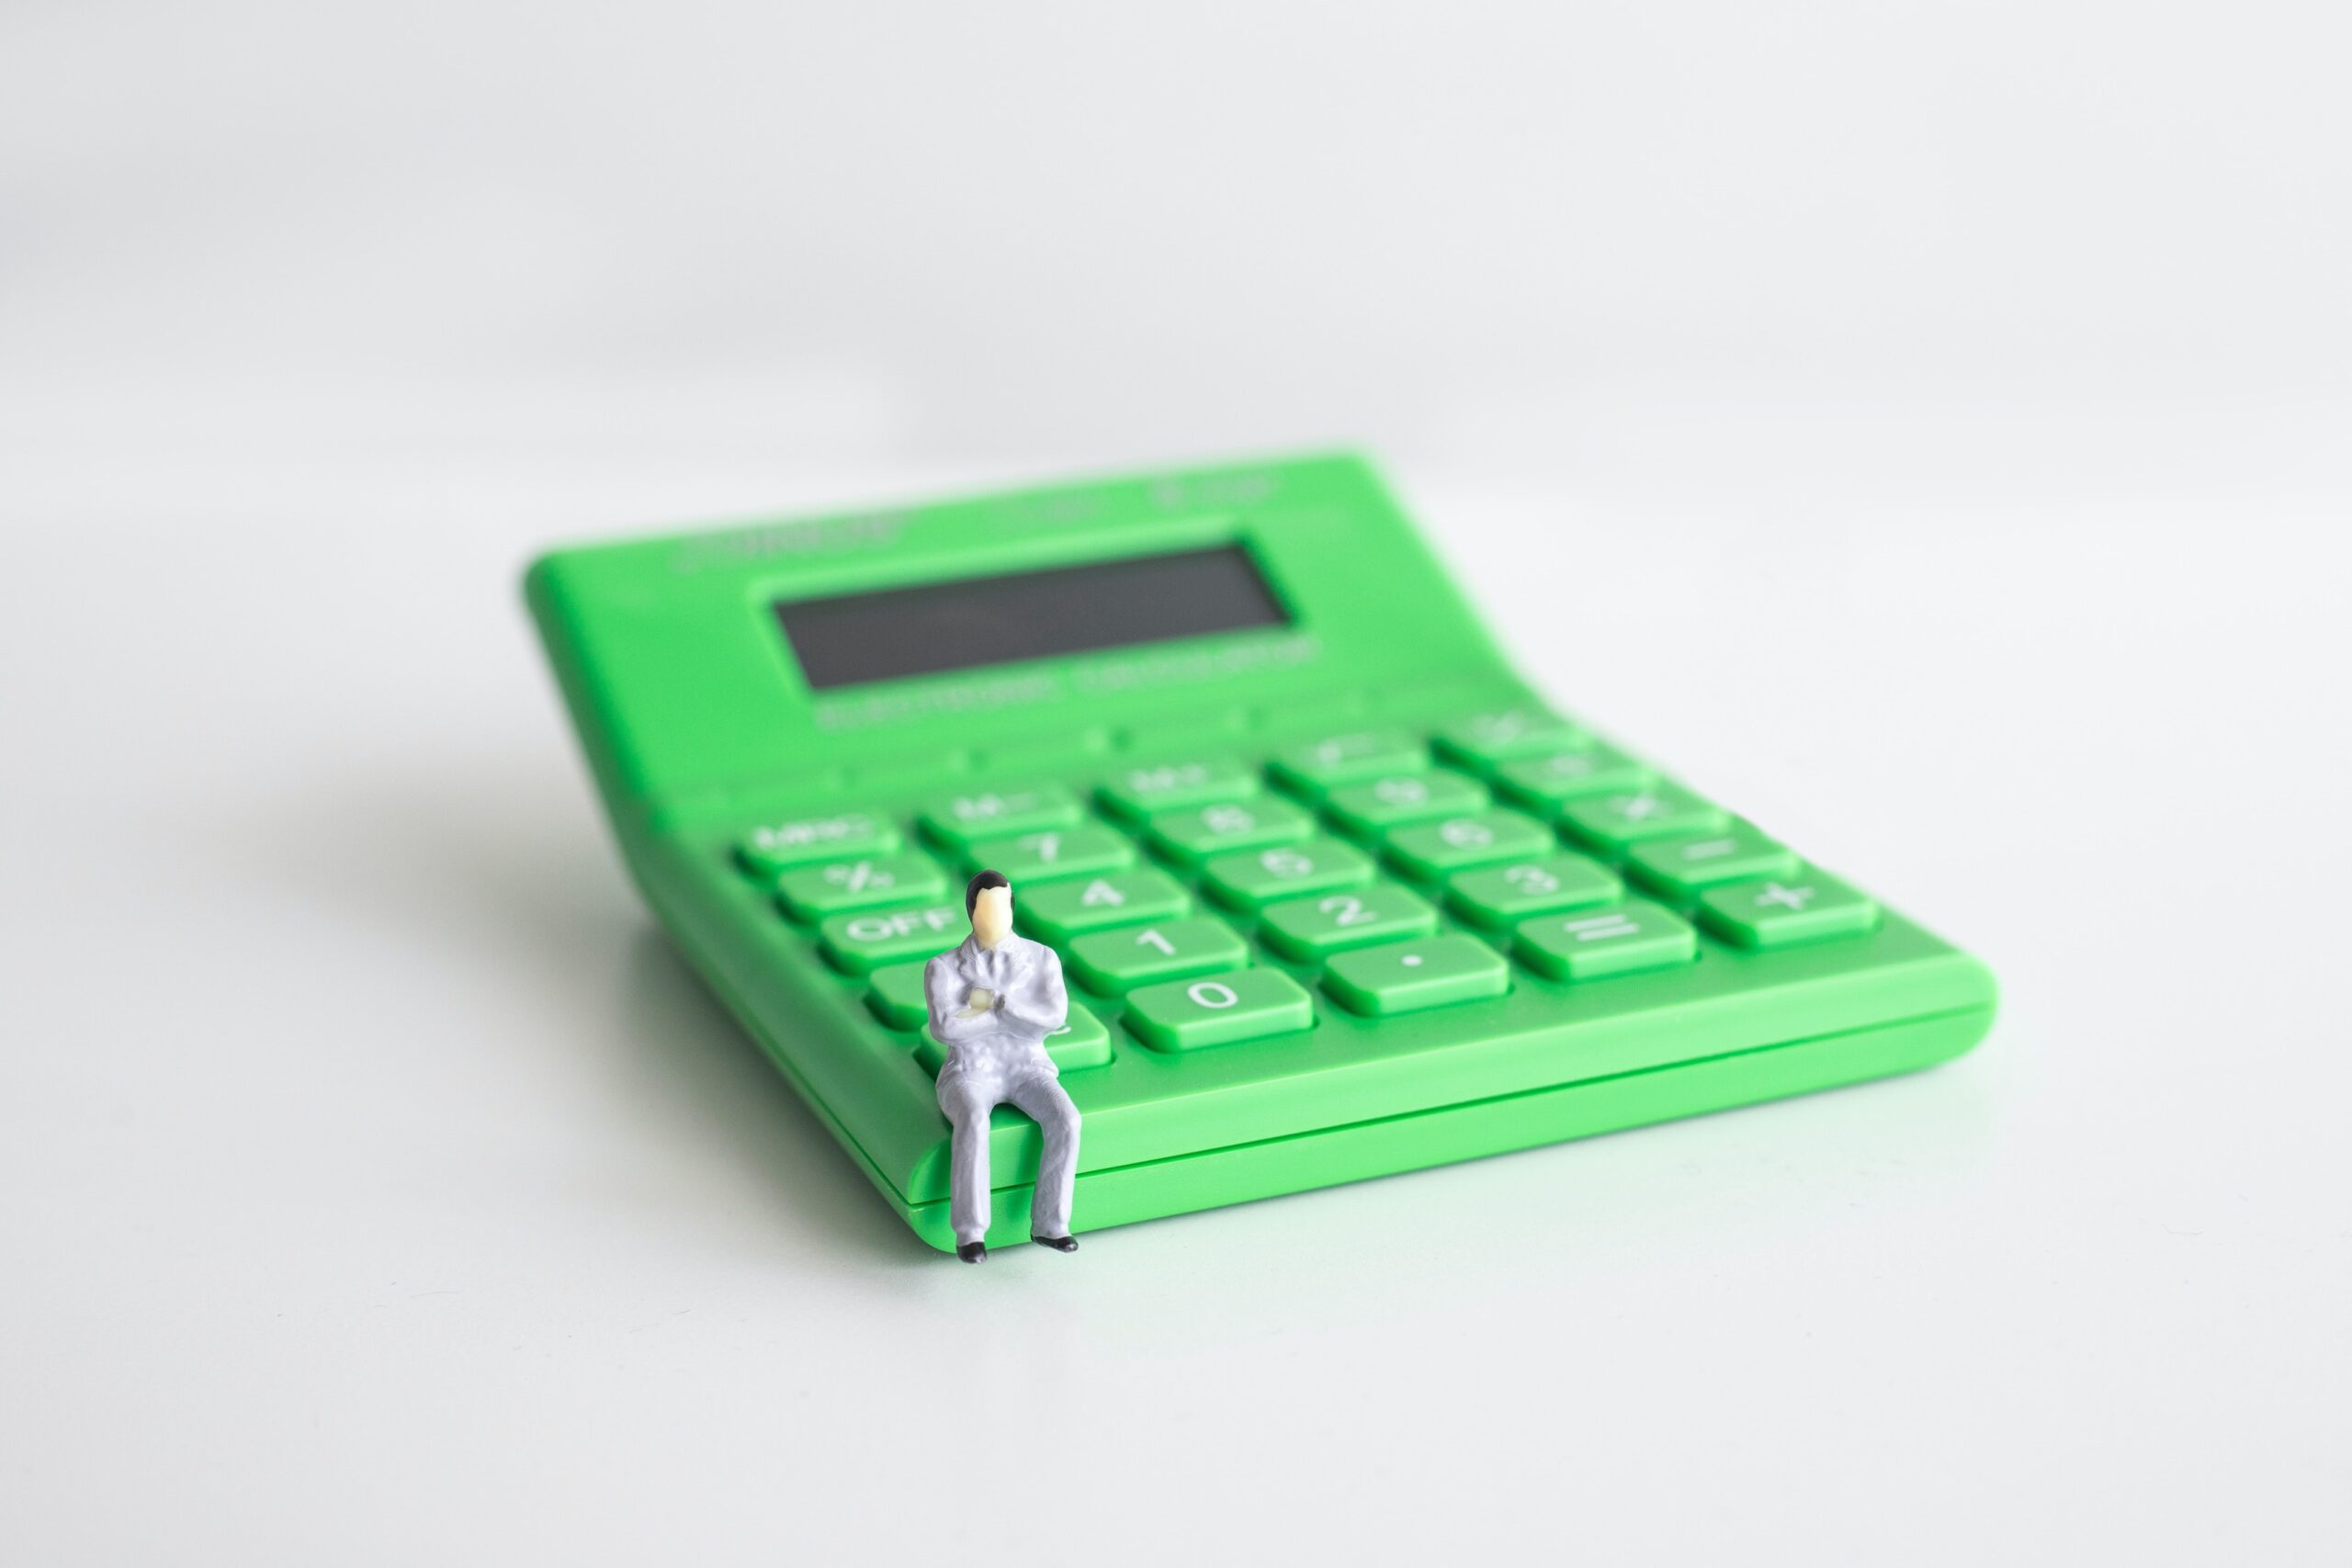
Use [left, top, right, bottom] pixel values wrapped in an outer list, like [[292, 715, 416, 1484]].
[[775, 544, 1290, 690]]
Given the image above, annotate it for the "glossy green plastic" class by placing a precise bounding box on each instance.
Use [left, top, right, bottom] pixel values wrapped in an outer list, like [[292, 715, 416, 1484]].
[[526, 454, 1996, 1251]]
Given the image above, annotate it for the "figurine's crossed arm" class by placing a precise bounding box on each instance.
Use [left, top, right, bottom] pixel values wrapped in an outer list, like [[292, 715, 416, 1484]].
[[994, 948, 1069, 1034], [924, 958, 999, 1043]]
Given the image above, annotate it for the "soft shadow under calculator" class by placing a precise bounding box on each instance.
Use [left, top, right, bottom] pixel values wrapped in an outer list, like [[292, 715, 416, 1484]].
[[527, 455, 1995, 1251]]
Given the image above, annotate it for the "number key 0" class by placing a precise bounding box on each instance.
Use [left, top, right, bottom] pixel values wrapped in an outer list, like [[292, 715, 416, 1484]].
[[1125, 970, 1315, 1053]]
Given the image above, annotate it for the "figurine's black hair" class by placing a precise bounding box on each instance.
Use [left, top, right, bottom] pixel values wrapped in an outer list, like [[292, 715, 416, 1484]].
[[966, 869, 1011, 917]]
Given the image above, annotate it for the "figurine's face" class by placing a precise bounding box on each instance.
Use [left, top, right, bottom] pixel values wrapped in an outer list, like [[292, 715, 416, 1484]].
[[971, 884, 1014, 946]]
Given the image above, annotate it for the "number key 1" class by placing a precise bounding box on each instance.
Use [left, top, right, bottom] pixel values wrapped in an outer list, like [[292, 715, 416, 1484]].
[[1066, 917, 1250, 995]]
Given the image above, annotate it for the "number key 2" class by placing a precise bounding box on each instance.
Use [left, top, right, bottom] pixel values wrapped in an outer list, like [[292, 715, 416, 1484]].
[[1258, 884, 1440, 961]]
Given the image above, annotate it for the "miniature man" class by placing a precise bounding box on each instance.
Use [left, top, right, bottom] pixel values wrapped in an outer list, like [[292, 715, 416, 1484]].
[[923, 871, 1082, 1262]]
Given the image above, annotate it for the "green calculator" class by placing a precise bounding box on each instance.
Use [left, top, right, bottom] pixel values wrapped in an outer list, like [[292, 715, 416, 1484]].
[[526, 455, 1995, 1252]]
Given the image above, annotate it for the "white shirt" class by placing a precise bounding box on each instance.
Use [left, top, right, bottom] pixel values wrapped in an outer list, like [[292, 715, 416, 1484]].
[[922, 932, 1069, 1056]]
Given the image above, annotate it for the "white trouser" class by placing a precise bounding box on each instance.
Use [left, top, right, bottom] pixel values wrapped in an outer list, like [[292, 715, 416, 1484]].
[[934, 1034, 1081, 1246]]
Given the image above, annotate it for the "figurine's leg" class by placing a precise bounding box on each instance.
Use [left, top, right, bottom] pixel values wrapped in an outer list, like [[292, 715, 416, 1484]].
[[935, 1071, 998, 1250], [1009, 1072, 1081, 1242]]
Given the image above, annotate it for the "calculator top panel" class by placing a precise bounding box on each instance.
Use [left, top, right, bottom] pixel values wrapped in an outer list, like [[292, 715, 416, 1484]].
[[526, 454, 1512, 827]]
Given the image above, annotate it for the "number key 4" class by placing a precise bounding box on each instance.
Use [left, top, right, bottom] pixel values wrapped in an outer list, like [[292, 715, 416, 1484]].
[[1017, 868, 1192, 943]]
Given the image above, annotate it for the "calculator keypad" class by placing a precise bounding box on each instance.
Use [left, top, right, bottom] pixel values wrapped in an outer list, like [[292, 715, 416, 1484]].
[[740, 704, 1891, 1087]]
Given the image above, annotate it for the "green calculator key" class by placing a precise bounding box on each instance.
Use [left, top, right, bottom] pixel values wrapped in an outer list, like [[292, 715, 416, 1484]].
[[1697, 871, 1879, 949], [739, 811, 900, 875], [1512, 900, 1696, 981], [818, 902, 967, 974], [1200, 835, 1375, 910], [1067, 917, 1250, 995], [1432, 707, 1584, 773], [865, 960, 933, 1030], [776, 852, 950, 921], [1258, 883, 1439, 960], [1383, 809, 1555, 880], [1322, 770, 1489, 838], [917, 784, 1082, 849], [1146, 795, 1314, 866], [530, 453, 1995, 1254], [1491, 744, 1653, 809], [1096, 757, 1259, 821], [1557, 784, 1729, 854], [1624, 822, 1798, 898], [1445, 852, 1621, 927], [1323, 935, 1510, 1016], [1267, 729, 1428, 799], [959, 823, 1133, 882], [918, 1001, 1114, 1074], [1125, 970, 1315, 1053], [1017, 868, 1192, 942]]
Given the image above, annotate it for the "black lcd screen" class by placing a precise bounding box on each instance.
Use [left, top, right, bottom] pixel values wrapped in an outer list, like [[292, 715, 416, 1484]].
[[775, 544, 1290, 690]]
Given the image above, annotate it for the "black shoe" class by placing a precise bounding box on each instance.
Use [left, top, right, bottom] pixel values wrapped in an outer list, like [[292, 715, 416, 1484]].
[[956, 1241, 987, 1263], [1032, 1235, 1079, 1253]]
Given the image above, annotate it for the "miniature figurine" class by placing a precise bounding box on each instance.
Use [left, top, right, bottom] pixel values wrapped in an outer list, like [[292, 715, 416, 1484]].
[[923, 871, 1082, 1262]]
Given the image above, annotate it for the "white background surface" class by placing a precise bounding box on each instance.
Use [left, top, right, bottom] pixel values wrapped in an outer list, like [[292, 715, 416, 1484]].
[[4, 4, 2347, 1562]]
